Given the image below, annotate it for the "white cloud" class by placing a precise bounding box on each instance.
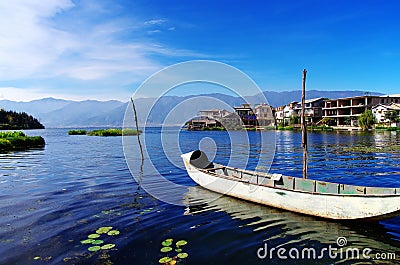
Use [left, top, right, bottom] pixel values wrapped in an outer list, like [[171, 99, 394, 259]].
[[148, 30, 162, 34], [144, 18, 167, 25], [0, 1, 76, 79], [0, 2, 208, 101]]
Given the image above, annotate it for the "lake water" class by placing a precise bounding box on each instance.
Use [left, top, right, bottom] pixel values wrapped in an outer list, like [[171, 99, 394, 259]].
[[1, 128, 400, 264]]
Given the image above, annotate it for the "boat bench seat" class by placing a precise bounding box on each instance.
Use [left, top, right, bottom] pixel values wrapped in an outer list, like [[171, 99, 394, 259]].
[[295, 178, 316, 192], [366, 187, 396, 195], [316, 181, 339, 194]]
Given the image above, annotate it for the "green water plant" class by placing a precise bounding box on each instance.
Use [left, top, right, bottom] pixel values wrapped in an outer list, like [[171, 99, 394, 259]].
[[107, 230, 120, 236], [177, 253, 188, 259], [96, 226, 113, 234], [158, 238, 189, 264], [68, 129, 87, 135], [88, 234, 100, 239], [81, 226, 120, 253], [87, 128, 142, 136], [0, 131, 45, 152], [101, 244, 115, 250], [88, 246, 101, 252]]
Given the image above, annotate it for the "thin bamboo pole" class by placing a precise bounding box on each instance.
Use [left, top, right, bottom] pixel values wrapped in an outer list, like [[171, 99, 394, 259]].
[[131, 97, 144, 163], [301, 69, 308, 179]]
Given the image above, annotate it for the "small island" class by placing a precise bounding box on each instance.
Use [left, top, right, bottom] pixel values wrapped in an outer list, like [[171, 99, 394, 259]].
[[0, 131, 45, 152], [68, 128, 142, 136], [0, 109, 45, 152]]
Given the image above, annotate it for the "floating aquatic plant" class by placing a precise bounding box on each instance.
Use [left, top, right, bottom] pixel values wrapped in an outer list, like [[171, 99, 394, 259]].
[[162, 239, 173, 246], [92, 240, 104, 245], [101, 244, 115, 250], [177, 253, 188, 259], [175, 240, 187, 247], [158, 238, 189, 264], [81, 226, 120, 253], [159, 257, 172, 263], [80, 239, 95, 244], [96, 226, 113, 234], [88, 246, 101, 252], [107, 230, 120, 236], [160, 247, 173, 253]]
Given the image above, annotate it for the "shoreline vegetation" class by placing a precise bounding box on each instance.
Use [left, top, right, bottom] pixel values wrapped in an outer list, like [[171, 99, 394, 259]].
[[0, 109, 45, 130], [187, 125, 335, 131], [0, 131, 45, 152], [68, 128, 142, 136]]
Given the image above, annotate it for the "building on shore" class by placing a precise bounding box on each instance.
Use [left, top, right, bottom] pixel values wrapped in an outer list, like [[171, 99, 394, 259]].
[[188, 103, 275, 130], [323, 95, 400, 127], [254, 103, 275, 126], [294, 98, 325, 124], [233, 104, 257, 127], [372, 102, 400, 124], [188, 109, 231, 130]]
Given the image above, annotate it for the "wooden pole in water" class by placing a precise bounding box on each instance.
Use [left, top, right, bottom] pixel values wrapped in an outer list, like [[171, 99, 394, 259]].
[[301, 69, 308, 179], [131, 97, 144, 164]]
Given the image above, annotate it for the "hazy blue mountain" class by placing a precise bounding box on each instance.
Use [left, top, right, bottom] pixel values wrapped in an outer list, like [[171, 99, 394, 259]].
[[0, 90, 382, 127], [0, 97, 71, 115]]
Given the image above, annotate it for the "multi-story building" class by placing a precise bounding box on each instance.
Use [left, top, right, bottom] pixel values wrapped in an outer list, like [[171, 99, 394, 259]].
[[294, 98, 325, 124], [372, 103, 400, 124], [323, 95, 400, 126], [274, 106, 284, 125], [254, 103, 275, 126], [233, 103, 257, 127], [188, 109, 231, 130]]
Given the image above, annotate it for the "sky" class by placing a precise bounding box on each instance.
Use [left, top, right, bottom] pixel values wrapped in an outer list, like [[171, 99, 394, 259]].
[[0, 0, 400, 101]]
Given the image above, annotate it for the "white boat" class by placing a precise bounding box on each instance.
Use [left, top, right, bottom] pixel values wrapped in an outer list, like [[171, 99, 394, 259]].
[[181, 70, 400, 220], [181, 150, 400, 220]]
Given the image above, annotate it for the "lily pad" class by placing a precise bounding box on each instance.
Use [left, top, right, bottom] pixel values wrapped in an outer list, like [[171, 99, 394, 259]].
[[101, 243, 115, 250], [92, 240, 104, 245], [177, 252, 188, 259], [33, 256, 41, 260], [107, 230, 120, 236], [162, 240, 172, 246], [175, 248, 182, 252], [88, 246, 101, 252], [169, 260, 177, 265], [160, 246, 173, 253], [88, 234, 100, 239], [175, 240, 187, 247], [80, 239, 95, 244], [158, 257, 172, 263], [96, 226, 113, 234]]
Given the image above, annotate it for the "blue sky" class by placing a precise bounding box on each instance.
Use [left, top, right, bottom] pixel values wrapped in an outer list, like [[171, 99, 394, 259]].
[[0, 0, 400, 101]]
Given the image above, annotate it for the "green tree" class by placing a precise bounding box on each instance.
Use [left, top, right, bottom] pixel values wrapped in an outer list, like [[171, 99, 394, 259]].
[[321, 117, 334, 126], [290, 115, 300, 125], [385, 110, 400, 123], [358, 110, 376, 130]]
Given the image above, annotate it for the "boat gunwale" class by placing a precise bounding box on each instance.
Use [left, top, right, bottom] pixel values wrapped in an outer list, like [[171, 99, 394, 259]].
[[192, 162, 400, 198]]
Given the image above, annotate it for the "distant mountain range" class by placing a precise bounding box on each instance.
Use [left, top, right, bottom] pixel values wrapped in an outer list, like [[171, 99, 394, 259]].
[[0, 90, 382, 127]]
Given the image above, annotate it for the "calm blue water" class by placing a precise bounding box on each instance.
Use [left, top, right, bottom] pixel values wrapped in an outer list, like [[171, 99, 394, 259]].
[[1, 128, 400, 264]]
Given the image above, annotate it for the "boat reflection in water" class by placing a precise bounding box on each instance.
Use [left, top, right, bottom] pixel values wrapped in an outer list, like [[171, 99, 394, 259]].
[[184, 186, 400, 263]]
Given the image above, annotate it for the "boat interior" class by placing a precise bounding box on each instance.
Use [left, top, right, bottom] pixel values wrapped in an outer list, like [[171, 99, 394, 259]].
[[189, 150, 400, 196]]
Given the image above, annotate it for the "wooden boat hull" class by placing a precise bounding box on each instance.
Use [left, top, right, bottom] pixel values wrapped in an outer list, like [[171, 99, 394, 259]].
[[181, 151, 400, 220]]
